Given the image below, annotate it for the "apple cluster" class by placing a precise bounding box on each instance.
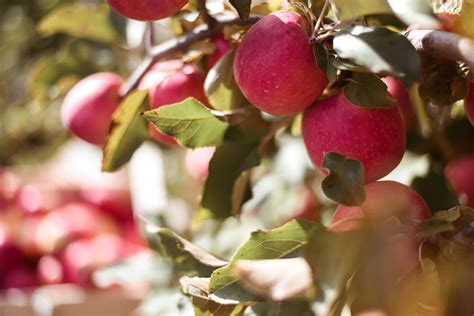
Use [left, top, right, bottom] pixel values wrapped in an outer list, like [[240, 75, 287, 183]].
[[0, 171, 147, 289]]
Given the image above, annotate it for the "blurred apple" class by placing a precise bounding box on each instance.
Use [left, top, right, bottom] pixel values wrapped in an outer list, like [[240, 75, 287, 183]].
[[80, 187, 133, 221], [444, 154, 474, 207], [2, 265, 37, 289], [184, 147, 216, 182], [206, 34, 230, 69]]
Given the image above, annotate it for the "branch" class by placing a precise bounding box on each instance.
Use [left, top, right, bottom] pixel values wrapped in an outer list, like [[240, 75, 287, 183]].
[[119, 15, 262, 96], [405, 29, 474, 69], [197, 0, 217, 27]]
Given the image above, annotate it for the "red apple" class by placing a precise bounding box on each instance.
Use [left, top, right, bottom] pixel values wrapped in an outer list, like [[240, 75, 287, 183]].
[[331, 181, 431, 231], [61, 73, 123, 145], [302, 92, 406, 183], [80, 187, 133, 221], [107, 0, 188, 21], [206, 34, 230, 69], [464, 82, 474, 126], [234, 11, 327, 116], [2, 265, 37, 289], [382, 77, 415, 129], [184, 147, 215, 182], [139, 60, 209, 144], [444, 154, 474, 207]]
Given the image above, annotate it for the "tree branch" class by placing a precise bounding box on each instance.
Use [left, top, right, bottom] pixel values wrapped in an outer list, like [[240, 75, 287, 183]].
[[405, 29, 474, 69], [119, 15, 262, 97], [197, 0, 217, 27]]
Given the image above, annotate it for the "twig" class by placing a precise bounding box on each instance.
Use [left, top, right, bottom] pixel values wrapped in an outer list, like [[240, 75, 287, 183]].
[[405, 29, 474, 70], [310, 0, 330, 42], [197, 0, 217, 27], [119, 15, 262, 96], [145, 21, 155, 54]]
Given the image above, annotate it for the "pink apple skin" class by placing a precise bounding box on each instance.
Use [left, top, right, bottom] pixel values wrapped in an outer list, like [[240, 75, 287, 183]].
[[185, 147, 216, 182], [302, 92, 406, 183], [331, 181, 431, 231], [234, 11, 328, 116], [464, 82, 474, 125], [382, 77, 415, 129], [206, 35, 230, 69], [61, 73, 123, 145], [107, 0, 188, 21], [139, 61, 208, 144], [444, 154, 474, 207], [2, 265, 37, 289], [80, 187, 133, 221]]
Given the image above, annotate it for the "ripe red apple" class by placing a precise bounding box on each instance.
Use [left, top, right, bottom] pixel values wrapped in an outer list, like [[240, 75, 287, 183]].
[[464, 82, 474, 125], [234, 11, 328, 116], [444, 154, 474, 207], [302, 92, 406, 183], [61, 73, 123, 145], [331, 181, 431, 231], [107, 0, 188, 21], [139, 60, 208, 144], [184, 147, 215, 182], [382, 77, 415, 129], [206, 34, 230, 69]]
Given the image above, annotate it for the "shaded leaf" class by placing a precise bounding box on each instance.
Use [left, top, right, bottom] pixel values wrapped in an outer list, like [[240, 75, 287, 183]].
[[387, 0, 439, 28], [146, 225, 228, 276], [418, 208, 461, 238], [37, 4, 118, 43], [452, 0, 474, 39], [331, 0, 392, 21], [143, 98, 229, 148], [333, 26, 421, 84], [321, 152, 366, 206], [204, 49, 249, 111], [180, 277, 249, 315], [344, 73, 396, 108], [232, 258, 313, 301], [230, 0, 252, 20], [209, 220, 319, 293], [198, 141, 260, 221], [102, 90, 149, 172]]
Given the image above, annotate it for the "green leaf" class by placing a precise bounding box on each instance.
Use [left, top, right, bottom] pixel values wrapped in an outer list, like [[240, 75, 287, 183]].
[[387, 0, 440, 28], [146, 226, 228, 276], [344, 73, 396, 108], [102, 90, 149, 172], [333, 26, 421, 84], [143, 98, 229, 149], [321, 152, 366, 206], [209, 219, 319, 294], [330, 0, 392, 20], [198, 141, 260, 221], [204, 49, 249, 111], [37, 4, 119, 43], [229, 0, 252, 20]]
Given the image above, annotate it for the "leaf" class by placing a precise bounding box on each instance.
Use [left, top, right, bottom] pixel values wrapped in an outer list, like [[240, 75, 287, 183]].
[[204, 49, 249, 111], [343, 73, 396, 108], [180, 277, 250, 315], [198, 140, 260, 221], [330, 0, 392, 21], [304, 229, 365, 316], [418, 208, 461, 238], [37, 4, 118, 43], [102, 90, 149, 172], [387, 0, 440, 28], [146, 225, 228, 276], [333, 26, 421, 84], [321, 152, 366, 206], [452, 0, 474, 39], [313, 46, 338, 86], [229, 0, 252, 20], [232, 258, 313, 301], [209, 219, 319, 294], [143, 98, 229, 149]]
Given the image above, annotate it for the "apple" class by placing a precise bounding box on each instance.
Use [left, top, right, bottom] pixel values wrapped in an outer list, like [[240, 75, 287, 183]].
[[302, 92, 406, 183], [80, 187, 133, 221], [2, 265, 37, 289], [444, 154, 474, 207], [206, 34, 230, 69], [234, 11, 328, 116], [184, 147, 215, 182], [331, 180, 431, 231], [382, 77, 415, 129], [464, 82, 474, 126], [61, 73, 123, 145], [139, 60, 209, 144], [107, 0, 188, 21]]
